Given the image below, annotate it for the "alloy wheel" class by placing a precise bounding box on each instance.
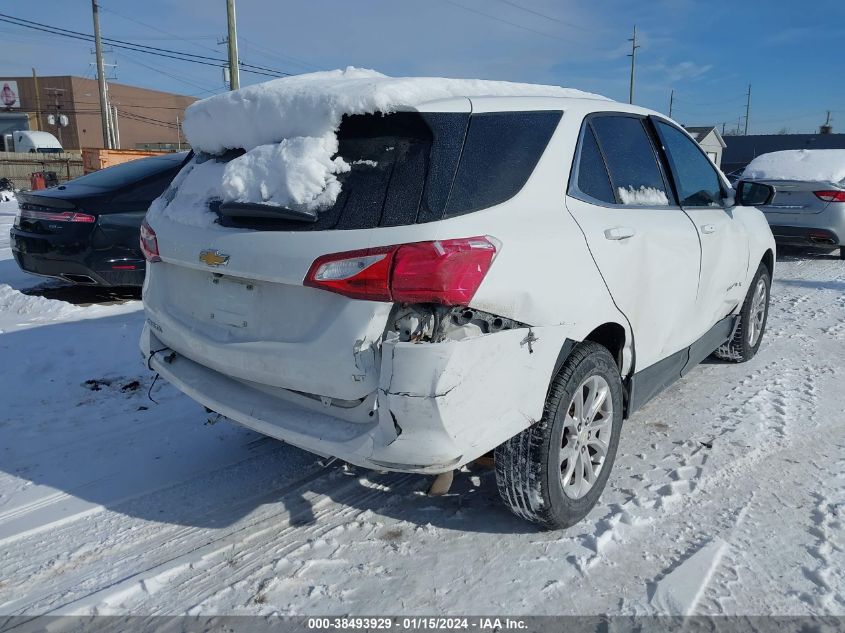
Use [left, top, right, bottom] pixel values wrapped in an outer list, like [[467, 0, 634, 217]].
[[560, 375, 613, 499], [747, 278, 768, 347]]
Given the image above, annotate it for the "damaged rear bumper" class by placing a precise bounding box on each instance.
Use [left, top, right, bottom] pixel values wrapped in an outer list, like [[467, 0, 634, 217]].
[[141, 322, 568, 474]]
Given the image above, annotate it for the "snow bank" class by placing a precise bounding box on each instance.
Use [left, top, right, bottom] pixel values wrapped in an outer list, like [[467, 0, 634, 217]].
[[744, 149, 845, 184], [0, 283, 81, 330], [618, 186, 669, 206], [150, 68, 607, 225]]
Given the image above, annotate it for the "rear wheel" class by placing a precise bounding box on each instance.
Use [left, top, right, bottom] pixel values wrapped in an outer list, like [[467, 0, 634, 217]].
[[714, 263, 771, 362], [494, 342, 623, 530]]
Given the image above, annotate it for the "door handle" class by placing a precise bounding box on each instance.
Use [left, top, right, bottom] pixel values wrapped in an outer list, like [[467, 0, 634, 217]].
[[604, 226, 636, 240], [700, 224, 717, 235]]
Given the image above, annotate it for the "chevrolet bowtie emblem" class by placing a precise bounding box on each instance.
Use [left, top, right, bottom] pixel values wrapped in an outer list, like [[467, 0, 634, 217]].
[[199, 249, 229, 267]]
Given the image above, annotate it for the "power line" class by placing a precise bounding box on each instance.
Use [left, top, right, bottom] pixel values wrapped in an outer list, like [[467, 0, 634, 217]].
[[115, 50, 220, 94], [492, 0, 583, 28], [239, 36, 322, 72], [672, 94, 747, 107], [0, 13, 291, 77], [438, 0, 566, 41], [78, 101, 195, 111], [101, 5, 224, 57]]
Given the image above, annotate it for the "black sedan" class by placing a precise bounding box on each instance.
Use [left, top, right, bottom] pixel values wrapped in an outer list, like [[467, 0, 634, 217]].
[[10, 152, 188, 287]]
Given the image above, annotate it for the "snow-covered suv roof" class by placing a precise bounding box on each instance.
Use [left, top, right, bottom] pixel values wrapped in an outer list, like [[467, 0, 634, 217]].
[[182, 67, 610, 155], [157, 68, 622, 223]]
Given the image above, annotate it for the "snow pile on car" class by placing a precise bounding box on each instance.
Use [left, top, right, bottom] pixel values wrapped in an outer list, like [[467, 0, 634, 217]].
[[148, 67, 607, 227], [617, 186, 669, 206], [744, 149, 845, 184]]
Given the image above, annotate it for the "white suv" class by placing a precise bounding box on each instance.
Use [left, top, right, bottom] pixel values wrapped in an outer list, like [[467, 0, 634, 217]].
[[140, 87, 775, 529]]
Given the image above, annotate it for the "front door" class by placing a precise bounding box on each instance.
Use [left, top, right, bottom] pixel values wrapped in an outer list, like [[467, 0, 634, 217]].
[[653, 119, 749, 334]]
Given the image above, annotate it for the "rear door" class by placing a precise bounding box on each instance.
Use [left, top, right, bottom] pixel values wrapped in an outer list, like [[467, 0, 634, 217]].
[[652, 119, 749, 333], [565, 113, 701, 371]]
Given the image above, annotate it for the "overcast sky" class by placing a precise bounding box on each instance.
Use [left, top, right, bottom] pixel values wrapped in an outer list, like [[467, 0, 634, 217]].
[[1, 0, 843, 134]]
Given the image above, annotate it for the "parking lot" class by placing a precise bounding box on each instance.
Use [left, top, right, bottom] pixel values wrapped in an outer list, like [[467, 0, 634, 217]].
[[1, 197, 843, 616]]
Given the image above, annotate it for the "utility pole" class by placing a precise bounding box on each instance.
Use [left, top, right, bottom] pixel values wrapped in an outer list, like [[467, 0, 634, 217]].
[[92, 0, 112, 148], [176, 115, 181, 150], [32, 68, 43, 131], [721, 121, 726, 135], [627, 25, 640, 105], [668, 89, 674, 118], [226, 0, 240, 90], [744, 84, 751, 136]]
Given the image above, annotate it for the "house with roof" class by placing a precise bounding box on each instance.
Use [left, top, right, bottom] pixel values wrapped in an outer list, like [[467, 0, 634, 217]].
[[684, 126, 727, 168]]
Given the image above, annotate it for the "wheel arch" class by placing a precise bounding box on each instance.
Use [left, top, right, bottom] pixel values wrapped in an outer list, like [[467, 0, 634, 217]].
[[761, 248, 774, 279], [584, 322, 627, 372]]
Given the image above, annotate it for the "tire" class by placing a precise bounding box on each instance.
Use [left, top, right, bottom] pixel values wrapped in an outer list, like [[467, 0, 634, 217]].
[[714, 263, 771, 363], [494, 342, 624, 530]]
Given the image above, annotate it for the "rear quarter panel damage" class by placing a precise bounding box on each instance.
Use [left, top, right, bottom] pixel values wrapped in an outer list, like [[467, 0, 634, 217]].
[[372, 326, 572, 470]]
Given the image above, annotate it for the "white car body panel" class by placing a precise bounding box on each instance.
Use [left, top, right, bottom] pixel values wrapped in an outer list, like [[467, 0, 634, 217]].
[[564, 195, 701, 371], [684, 206, 749, 329], [141, 95, 775, 474]]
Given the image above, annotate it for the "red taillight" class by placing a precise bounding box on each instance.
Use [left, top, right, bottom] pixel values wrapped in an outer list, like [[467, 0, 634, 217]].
[[814, 190, 845, 202], [20, 209, 96, 223], [304, 236, 498, 305], [305, 245, 395, 301], [140, 219, 161, 263]]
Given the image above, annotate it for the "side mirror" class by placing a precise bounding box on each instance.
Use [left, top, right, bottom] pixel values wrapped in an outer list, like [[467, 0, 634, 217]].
[[736, 181, 775, 207]]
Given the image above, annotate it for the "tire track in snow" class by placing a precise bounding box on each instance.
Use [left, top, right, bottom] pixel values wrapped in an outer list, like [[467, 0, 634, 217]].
[[0, 456, 425, 618], [0, 451, 336, 615], [50, 471, 422, 616]]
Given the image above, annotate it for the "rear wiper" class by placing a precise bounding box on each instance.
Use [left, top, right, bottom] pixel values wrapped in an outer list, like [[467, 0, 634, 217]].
[[217, 201, 318, 223]]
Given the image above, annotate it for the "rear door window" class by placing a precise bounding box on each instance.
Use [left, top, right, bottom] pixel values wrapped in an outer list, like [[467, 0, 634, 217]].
[[590, 116, 671, 206], [573, 124, 615, 204], [654, 121, 724, 207]]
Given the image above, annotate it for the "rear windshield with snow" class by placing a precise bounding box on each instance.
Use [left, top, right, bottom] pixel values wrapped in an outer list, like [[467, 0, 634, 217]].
[[212, 110, 561, 231]]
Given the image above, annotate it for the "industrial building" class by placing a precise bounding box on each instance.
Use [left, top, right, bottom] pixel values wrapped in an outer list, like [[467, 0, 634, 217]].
[[0, 75, 196, 150]]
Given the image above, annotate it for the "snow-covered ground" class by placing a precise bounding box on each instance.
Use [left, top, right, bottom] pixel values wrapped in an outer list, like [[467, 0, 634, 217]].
[[0, 196, 843, 616]]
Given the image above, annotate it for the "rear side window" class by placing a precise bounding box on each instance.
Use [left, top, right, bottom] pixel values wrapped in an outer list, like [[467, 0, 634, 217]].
[[655, 121, 724, 207], [575, 125, 615, 204], [445, 111, 562, 217], [215, 110, 561, 231], [591, 116, 670, 206]]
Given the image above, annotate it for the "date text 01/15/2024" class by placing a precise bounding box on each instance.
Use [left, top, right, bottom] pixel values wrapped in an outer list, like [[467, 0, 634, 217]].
[[306, 617, 528, 630]]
